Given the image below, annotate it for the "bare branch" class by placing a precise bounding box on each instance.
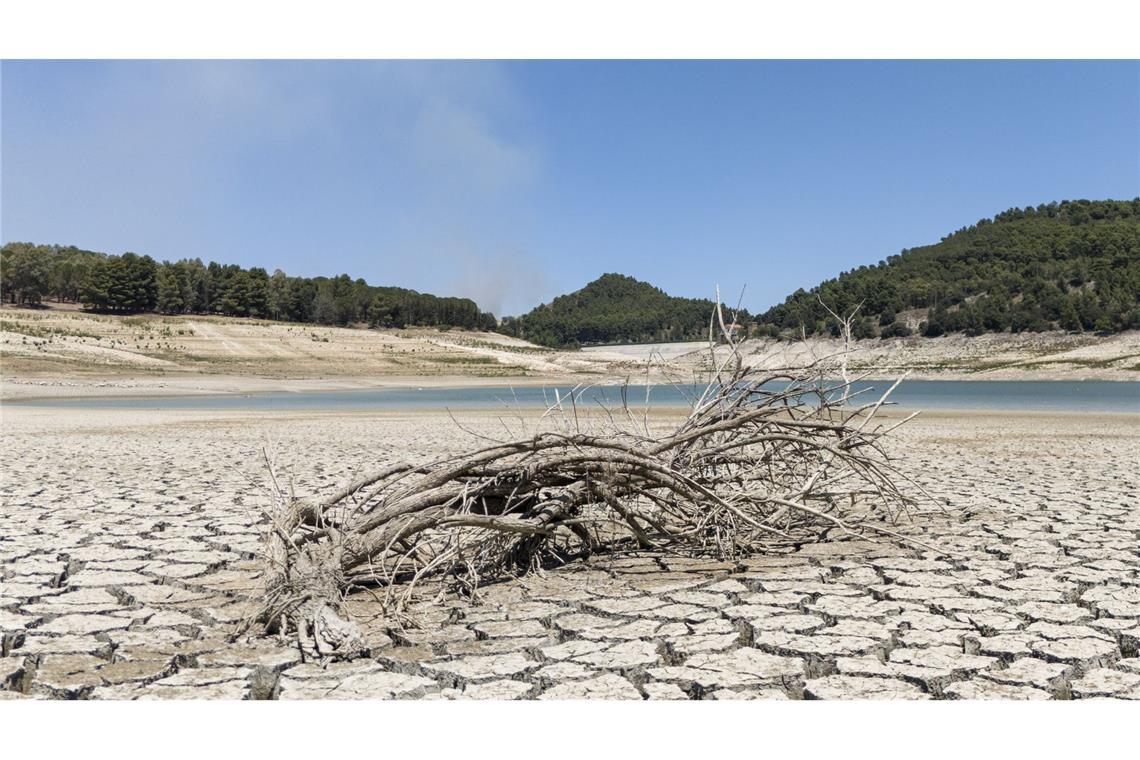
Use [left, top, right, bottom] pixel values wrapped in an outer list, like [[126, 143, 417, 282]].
[[243, 300, 934, 661]]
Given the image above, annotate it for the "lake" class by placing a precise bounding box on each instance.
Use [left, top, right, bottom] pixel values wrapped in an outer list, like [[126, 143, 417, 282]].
[[8, 380, 1140, 413]]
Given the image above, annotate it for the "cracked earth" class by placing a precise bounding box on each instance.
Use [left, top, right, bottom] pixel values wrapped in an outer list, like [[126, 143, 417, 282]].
[[1, 407, 1137, 700]]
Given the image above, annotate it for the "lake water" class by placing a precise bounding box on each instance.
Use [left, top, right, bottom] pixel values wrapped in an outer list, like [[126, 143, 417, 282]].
[[9, 381, 1140, 413]]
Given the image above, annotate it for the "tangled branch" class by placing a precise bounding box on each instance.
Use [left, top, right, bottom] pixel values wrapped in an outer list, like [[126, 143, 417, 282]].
[[242, 300, 935, 662]]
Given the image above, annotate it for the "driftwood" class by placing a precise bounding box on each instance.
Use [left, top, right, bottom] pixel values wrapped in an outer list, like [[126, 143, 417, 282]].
[[242, 303, 930, 662]]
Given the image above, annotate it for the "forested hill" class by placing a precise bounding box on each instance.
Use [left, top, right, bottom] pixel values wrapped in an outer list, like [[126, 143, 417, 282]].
[[759, 199, 1140, 338], [0, 243, 497, 330], [6, 199, 1137, 345], [497, 273, 749, 348]]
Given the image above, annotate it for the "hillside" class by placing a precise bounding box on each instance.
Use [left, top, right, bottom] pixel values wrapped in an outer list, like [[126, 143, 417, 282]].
[[0, 303, 613, 387], [0, 243, 497, 331], [500, 200, 1140, 349], [498, 273, 749, 348], [759, 199, 1140, 338]]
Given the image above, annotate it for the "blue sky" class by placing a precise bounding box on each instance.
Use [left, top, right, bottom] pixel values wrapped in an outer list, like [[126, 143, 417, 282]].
[[2, 60, 1137, 316]]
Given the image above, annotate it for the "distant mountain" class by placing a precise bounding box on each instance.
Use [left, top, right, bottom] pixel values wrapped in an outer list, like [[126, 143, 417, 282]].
[[498, 273, 747, 348], [758, 199, 1140, 338]]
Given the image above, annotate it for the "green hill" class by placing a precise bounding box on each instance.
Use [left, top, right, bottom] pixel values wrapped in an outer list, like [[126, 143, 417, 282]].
[[498, 273, 748, 348], [759, 199, 1140, 338]]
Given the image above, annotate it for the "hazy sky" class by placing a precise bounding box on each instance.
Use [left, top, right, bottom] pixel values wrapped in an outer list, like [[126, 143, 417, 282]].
[[2, 60, 1137, 316]]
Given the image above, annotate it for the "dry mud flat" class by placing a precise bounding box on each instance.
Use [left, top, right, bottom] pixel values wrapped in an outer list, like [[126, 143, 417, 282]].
[[1, 408, 1138, 700]]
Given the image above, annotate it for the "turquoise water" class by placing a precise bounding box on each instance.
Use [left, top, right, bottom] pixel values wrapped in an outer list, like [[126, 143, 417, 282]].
[[7, 381, 1139, 413]]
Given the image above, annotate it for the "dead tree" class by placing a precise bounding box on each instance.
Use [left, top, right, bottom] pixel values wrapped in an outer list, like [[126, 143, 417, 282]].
[[243, 300, 930, 662]]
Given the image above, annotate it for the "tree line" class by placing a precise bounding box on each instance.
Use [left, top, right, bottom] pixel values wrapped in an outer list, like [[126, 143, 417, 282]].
[[759, 199, 1140, 338], [0, 243, 497, 330]]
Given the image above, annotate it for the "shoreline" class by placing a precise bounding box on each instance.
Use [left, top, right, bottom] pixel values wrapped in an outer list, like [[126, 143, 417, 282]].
[[4, 371, 1140, 404], [0, 373, 597, 402], [2, 403, 1136, 432]]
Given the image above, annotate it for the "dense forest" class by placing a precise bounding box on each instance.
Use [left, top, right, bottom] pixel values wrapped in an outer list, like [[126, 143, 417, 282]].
[[759, 199, 1140, 338], [498, 273, 751, 348], [0, 243, 497, 330]]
